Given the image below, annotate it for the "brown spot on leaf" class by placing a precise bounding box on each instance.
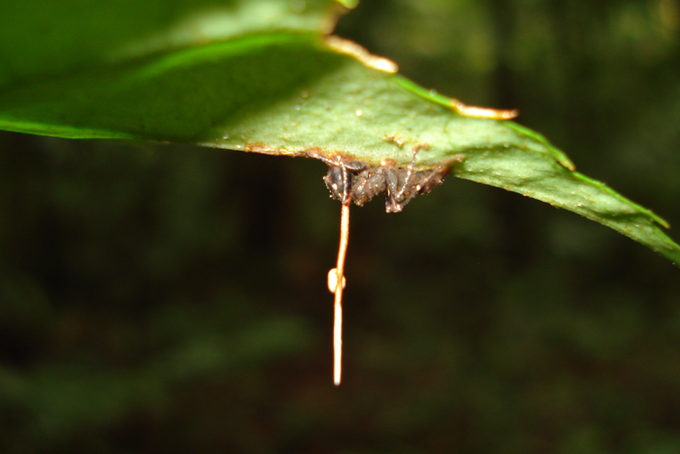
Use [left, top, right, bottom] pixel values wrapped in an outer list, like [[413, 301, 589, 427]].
[[245, 142, 270, 153], [384, 135, 405, 147]]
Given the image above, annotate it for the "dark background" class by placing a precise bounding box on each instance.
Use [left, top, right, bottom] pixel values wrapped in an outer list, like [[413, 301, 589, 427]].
[[1, 0, 680, 452]]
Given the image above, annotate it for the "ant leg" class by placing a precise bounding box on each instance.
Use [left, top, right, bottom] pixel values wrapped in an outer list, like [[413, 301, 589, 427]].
[[385, 144, 429, 212], [414, 156, 462, 194], [305, 149, 340, 167], [393, 144, 427, 202]]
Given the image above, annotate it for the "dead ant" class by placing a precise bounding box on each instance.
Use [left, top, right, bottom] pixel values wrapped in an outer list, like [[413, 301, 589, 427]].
[[304, 146, 462, 385], [307, 145, 457, 212]]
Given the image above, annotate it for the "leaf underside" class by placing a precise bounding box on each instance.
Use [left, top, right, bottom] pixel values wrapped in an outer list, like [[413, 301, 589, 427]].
[[0, 1, 678, 266]]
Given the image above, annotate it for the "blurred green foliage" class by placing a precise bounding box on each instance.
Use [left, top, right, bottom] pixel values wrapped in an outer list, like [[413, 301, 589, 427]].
[[1, 0, 680, 453]]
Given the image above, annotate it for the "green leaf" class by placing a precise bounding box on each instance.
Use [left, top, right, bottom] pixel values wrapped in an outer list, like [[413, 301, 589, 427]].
[[0, 0, 677, 265], [0, 0, 345, 86]]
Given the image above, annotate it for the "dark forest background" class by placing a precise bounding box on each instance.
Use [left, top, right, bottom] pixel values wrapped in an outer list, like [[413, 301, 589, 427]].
[[1, 0, 680, 452]]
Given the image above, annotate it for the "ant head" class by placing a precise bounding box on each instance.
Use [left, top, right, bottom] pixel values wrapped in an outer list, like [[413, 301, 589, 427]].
[[323, 165, 348, 201]]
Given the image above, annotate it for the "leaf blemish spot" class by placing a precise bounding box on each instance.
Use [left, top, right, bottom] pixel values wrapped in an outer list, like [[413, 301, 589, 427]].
[[245, 142, 269, 153], [384, 134, 404, 147]]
